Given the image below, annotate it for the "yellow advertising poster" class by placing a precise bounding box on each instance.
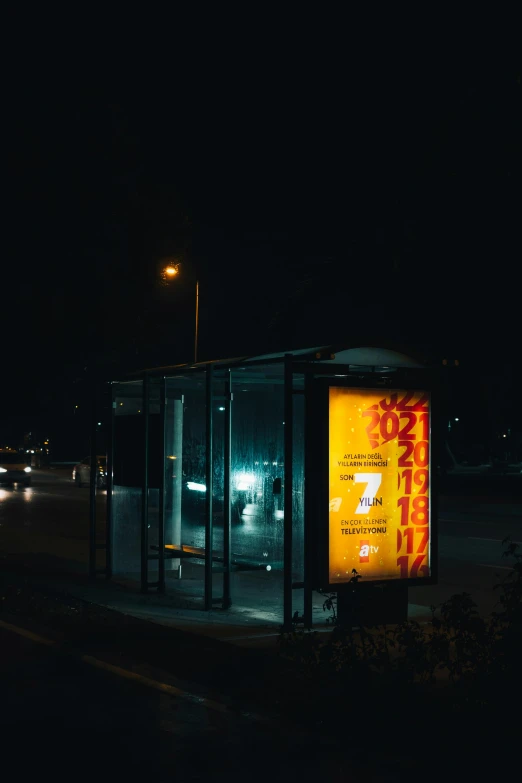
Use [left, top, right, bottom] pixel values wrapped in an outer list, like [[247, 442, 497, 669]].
[[329, 387, 431, 584]]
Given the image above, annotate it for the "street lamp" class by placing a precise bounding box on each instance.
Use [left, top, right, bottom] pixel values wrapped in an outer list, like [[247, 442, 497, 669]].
[[161, 262, 199, 364], [194, 278, 199, 364]]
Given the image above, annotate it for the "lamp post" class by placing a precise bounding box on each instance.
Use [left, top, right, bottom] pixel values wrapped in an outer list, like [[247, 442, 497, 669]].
[[194, 278, 199, 364], [162, 263, 199, 364]]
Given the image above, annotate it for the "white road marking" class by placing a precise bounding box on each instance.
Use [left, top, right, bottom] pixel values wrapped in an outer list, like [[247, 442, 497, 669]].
[[468, 537, 521, 544], [441, 517, 522, 528], [440, 518, 489, 525]]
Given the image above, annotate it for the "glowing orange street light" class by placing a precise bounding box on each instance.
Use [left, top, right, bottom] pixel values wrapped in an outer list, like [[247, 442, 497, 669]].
[[161, 262, 199, 363], [164, 265, 179, 277]]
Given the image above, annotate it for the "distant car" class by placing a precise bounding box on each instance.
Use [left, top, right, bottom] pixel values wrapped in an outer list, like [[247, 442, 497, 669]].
[[0, 450, 32, 487], [73, 456, 107, 488], [182, 463, 284, 522]]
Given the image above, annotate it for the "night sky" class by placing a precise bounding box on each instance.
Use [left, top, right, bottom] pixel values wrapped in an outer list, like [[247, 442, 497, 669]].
[[3, 35, 521, 453]]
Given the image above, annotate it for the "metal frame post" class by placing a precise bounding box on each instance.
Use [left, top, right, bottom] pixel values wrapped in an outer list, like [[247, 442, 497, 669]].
[[303, 371, 314, 627], [223, 370, 232, 609], [158, 376, 166, 593], [204, 364, 214, 610], [283, 354, 293, 630], [428, 368, 440, 587], [141, 374, 150, 593], [105, 382, 115, 580], [194, 280, 199, 364], [89, 388, 97, 579]]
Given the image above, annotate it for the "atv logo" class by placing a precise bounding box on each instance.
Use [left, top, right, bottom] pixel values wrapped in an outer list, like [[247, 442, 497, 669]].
[[359, 540, 379, 563]]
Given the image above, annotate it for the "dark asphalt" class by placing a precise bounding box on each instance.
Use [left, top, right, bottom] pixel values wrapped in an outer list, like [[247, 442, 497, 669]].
[[0, 612, 388, 782], [0, 623, 293, 782], [1, 592, 517, 783], [1, 469, 521, 781]]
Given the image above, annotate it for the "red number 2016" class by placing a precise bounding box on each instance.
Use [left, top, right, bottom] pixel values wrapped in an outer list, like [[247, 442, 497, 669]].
[[397, 554, 429, 579]]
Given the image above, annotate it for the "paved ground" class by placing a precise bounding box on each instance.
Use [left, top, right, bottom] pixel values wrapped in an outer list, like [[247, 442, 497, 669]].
[[1, 565, 518, 782], [1, 621, 355, 782], [0, 591, 410, 783], [1, 468, 520, 781]]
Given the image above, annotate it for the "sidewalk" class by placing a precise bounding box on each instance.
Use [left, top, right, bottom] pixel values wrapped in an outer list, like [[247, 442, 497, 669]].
[[6, 467, 518, 645], [1, 558, 436, 655]]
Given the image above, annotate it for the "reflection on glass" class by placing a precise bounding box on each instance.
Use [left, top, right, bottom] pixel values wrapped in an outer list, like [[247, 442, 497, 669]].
[[229, 364, 285, 620]]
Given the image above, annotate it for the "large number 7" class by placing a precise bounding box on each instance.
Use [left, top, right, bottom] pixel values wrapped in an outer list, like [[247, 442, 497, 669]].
[[354, 473, 382, 514]]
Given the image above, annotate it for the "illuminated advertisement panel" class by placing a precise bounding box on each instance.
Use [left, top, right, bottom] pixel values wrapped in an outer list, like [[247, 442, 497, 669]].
[[329, 387, 431, 584]]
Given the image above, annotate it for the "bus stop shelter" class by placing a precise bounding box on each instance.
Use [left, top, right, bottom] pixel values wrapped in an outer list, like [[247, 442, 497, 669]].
[[89, 344, 438, 629]]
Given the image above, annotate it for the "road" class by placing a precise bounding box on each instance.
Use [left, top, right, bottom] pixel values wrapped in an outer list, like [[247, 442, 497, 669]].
[[0, 469, 106, 572], [0, 469, 521, 617], [1, 618, 357, 782], [0, 622, 190, 781], [1, 470, 520, 780], [410, 505, 521, 616]]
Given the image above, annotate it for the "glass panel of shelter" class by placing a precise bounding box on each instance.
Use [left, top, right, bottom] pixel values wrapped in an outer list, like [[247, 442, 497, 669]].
[[228, 364, 285, 624], [112, 380, 143, 577], [163, 373, 207, 608], [110, 363, 306, 624]]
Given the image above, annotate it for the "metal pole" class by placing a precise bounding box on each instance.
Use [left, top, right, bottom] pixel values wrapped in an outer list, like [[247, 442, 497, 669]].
[[194, 280, 199, 363], [204, 364, 213, 610], [283, 354, 293, 630], [171, 399, 183, 574], [89, 389, 97, 579], [165, 393, 183, 575], [158, 377, 166, 593], [223, 370, 232, 609], [141, 374, 150, 593], [105, 382, 115, 580], [303, 372, 313, 627]]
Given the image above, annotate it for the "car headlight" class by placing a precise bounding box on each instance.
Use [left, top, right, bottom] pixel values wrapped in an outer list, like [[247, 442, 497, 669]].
[[235, 472, 255, 491], [187, 481, 206, 492], [24, 467, 32, 473], [0, 467, 6, 473]]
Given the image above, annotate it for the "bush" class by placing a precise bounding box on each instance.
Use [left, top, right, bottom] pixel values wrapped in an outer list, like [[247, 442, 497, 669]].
[[278, 539, 522, 715]]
